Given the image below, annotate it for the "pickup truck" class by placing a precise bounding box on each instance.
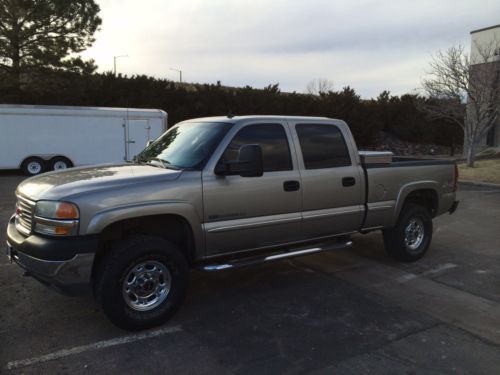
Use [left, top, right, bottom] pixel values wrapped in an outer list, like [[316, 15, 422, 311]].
[[6, 115, 459, 330]]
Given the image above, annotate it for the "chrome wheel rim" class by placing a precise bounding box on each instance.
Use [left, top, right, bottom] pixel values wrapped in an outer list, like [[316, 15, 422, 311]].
[[122, 260, 171, 311], [404, 218, 425, 251], [53, 160, 68, 170], [27, 161, 42, 174]]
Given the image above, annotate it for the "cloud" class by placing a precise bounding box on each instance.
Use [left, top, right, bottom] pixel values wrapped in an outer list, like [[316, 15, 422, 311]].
[[82, 0, 500, 98]]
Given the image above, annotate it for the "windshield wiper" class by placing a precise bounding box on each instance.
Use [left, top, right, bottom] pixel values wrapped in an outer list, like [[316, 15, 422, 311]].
[[147, 158, 181, 170]]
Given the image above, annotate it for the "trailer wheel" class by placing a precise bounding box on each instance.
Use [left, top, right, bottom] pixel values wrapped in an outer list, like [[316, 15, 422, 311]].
[[50, 156, 73, 171], [21, 157, 45, 176]]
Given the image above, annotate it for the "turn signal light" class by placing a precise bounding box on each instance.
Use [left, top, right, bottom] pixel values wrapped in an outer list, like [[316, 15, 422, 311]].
[[55, 202, 79, 219]]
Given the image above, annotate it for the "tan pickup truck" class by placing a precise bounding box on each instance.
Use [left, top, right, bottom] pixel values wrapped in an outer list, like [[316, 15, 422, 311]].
[[6, 116, 459, 330]]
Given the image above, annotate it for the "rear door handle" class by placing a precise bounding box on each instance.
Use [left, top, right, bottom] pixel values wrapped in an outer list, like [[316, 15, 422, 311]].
[[342, 177, 356, 187], [283, 180, 300, 192]]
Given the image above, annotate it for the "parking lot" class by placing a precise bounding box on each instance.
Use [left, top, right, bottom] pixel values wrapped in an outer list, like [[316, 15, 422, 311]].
[[1, 172, 500, 374]]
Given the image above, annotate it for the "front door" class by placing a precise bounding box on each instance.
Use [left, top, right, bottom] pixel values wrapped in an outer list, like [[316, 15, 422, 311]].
[[202, 122, 302, 256]]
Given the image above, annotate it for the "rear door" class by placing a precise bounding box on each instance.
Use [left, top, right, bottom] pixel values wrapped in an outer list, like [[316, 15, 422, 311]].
[[202, 121, 302, 255], [290, 121, 365, 239]]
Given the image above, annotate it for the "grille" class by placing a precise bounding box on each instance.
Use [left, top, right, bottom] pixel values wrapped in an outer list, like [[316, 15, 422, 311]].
[[15, 196, 35, 235]]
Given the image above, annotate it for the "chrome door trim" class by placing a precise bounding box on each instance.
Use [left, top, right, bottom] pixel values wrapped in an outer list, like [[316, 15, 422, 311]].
[[302, 205, 364, 221], [367, 200, 396, 211], [204, 212, 301, 233]]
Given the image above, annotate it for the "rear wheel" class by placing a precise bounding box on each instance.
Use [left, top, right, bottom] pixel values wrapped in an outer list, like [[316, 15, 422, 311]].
[[383, 203, 433, 262], [49, 156, 73, 171], [21, 157, 45, 176], [94, 235, 189, 331]]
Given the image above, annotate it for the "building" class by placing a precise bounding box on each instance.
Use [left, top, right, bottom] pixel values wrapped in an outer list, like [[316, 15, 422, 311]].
[[470, 25, 500, 147]]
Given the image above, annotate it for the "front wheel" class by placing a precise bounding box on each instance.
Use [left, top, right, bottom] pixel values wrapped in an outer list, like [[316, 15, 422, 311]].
[[94, 235, 189, 331], [383, 203, 433, 262]]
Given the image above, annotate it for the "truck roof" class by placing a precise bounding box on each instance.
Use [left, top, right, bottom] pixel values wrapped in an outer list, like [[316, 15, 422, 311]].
[[0, 104, 167, 119], [182, 115, 335, 124]]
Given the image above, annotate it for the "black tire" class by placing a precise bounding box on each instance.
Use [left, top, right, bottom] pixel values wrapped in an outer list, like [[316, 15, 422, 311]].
[[383, 203, 433, 262], [21, 157, 45, 176], [94, 235, 189, 331], [49, 156, 73, 171]]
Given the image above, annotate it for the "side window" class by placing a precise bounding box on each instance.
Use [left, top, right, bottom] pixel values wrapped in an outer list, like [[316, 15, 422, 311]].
[[222, 124, 292, 172], [296, 124, 351, 169]]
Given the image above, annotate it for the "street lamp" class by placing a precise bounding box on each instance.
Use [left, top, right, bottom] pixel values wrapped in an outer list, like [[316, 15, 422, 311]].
[[113, 55, 128, 76], [170, 68, 182, 83]]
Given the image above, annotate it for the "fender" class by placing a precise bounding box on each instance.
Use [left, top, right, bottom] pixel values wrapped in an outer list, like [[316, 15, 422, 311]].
[[84, 200, 204, 256], [391, 180, 439, 227]]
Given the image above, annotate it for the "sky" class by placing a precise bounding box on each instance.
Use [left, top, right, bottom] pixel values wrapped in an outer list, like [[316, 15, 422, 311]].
[[81, 0, 500, 99]]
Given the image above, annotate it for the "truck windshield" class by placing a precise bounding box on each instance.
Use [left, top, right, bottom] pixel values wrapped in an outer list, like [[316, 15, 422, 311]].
[[136, 122, 231, 170]]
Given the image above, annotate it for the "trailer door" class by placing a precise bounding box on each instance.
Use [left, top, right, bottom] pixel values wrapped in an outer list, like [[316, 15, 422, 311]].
[[126, 119, 151, 160]]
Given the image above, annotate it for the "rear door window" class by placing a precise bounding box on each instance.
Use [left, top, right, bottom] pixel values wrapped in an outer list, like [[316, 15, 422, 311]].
[[296, 124, 351, 169]]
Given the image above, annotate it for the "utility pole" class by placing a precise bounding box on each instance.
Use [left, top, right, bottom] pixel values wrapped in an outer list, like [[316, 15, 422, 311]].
[[113, 55, 128, 76], [170, 68, 182, 83]]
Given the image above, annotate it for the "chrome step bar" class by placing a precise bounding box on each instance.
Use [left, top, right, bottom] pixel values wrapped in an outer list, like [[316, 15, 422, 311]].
[[199, 238, 353, 272]]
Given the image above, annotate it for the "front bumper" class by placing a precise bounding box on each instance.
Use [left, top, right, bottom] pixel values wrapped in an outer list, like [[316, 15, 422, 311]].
[[6, 216, 98, 295]]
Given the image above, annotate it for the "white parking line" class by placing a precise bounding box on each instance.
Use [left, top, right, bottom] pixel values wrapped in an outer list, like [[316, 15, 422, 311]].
[[421, 263, 457, 276], [6, 325, 182, 371], [396, 263, 457, 283]]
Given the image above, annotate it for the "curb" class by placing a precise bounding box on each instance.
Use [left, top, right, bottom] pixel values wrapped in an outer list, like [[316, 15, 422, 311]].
[[458, 180, 500, 188]]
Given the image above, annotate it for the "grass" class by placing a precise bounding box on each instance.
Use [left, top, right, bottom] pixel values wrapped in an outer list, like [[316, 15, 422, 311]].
[[458, 159, 500, 184]]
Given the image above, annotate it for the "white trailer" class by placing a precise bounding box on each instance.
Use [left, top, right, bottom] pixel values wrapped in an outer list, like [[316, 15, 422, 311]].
[[0, 105, 167, 175]]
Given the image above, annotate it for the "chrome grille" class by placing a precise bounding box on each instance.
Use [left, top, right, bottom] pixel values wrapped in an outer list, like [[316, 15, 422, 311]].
[[15, 196, 35, 235]]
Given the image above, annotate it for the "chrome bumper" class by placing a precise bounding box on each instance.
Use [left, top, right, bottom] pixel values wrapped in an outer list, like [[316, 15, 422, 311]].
[[6, 242, 94, 296]]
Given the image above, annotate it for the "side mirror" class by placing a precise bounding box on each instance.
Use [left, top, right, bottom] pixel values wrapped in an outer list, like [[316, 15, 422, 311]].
[[215, 144, 263, 177]]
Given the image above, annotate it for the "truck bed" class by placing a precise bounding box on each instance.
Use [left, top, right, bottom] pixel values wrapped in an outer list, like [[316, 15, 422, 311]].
[[359, 152, 457, 231]]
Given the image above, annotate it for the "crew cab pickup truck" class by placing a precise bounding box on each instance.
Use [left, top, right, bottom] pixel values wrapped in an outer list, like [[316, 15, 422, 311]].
[[6, 116, 459, 330]]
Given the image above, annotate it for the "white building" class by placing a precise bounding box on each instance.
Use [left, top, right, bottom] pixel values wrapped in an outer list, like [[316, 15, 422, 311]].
[[470, 24, 500, 147]]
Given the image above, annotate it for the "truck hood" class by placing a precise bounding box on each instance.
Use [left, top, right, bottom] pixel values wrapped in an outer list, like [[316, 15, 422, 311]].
[[17, 163, 182, 201]]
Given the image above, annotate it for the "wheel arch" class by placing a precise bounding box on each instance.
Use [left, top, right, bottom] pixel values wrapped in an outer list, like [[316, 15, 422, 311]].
[[19, 155, 46, 168], [392, 181, 439, 226], [91, 213, 198, 283], [49, 155, 74, 168]]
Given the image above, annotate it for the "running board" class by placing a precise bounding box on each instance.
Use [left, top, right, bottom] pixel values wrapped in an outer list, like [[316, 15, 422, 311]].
[[199, 238, 353, 272]]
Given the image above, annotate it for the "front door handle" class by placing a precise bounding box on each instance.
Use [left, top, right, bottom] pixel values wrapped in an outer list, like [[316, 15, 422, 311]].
[[342, 177, 356, 187], [283, 180, 300, 192]]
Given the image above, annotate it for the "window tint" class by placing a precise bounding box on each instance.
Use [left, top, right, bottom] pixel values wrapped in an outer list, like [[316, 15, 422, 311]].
[[296, 124, 351, 169], [223, 124, 292, 172]]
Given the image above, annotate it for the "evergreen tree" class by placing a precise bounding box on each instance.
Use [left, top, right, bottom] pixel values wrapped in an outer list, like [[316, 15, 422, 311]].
[[0, 0, 101, 97]]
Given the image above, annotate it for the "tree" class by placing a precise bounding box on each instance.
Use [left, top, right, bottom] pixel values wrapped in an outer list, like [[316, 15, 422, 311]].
[[306, 78, 334, 95], [421, 43, 500, 167], [0, 0, 101, 97]]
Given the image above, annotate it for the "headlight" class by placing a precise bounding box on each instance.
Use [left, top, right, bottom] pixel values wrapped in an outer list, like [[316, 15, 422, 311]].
[[34, 201, 79, 236]]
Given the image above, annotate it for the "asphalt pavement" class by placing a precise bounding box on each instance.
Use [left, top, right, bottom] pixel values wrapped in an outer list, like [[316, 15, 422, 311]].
[[1, 173, 499, 374]]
